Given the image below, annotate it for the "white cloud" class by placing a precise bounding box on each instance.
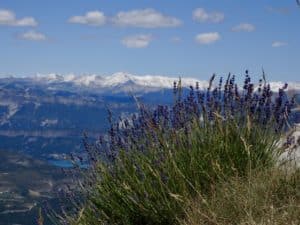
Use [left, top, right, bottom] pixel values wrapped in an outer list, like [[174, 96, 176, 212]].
[[193, 8, 224, 23], [121, 34, 153, 48], [171, 37, 181, 43], [232, 23, 255, 32], [272, 41, 287, 48], [68, 11, 106, 26], [112, 9, 182, 28], [0, 9, 37, 26], [195, 32, 220, 45], [19, 30, 47, 41]]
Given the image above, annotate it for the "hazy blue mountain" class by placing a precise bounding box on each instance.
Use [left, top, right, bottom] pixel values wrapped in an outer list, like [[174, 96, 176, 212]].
[[0, 74, 182, 160]]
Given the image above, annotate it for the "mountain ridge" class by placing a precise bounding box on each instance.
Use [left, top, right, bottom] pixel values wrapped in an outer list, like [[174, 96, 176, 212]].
[[1, 72, 299, 93]]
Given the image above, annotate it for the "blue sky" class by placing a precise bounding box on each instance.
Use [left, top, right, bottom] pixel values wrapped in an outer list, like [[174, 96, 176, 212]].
[[0, 0, 299, 81]]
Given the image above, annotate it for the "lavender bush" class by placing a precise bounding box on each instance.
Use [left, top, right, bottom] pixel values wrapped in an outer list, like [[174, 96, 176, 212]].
[[67, 71, 296, 225]]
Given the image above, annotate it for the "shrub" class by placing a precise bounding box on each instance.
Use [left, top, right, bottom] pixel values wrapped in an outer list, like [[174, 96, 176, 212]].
[[67, 72, 295, 225]]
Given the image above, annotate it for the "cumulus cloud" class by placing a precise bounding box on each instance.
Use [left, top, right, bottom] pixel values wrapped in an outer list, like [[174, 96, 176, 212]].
[[0, 9, 37, 26], [19, 30, 47, 41], [195, 32, 220, 45], [272, 41, 287, 48], [121, 34, 153, 48], [112, 9, 182, 28], [232, 23, 255, 32], [193, 8, 224, 23], [68, 11, 106, 26]]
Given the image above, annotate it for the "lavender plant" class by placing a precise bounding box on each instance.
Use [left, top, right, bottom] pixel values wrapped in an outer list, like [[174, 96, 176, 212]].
[[68, 71, 295, 225]]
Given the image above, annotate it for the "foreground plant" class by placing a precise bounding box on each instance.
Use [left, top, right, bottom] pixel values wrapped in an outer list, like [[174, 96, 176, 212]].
[[182, 168, 300, 225], [65, 71, 296, 225]]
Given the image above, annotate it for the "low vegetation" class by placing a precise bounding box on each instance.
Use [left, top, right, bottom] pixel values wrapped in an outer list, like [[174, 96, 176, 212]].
[[57, 72, 299, 225], [182, 168, 300, 225]]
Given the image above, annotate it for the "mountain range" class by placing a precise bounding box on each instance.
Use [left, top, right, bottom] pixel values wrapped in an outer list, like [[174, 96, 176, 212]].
[[2, 72, 300, 93], [0, 73, 299, 161]]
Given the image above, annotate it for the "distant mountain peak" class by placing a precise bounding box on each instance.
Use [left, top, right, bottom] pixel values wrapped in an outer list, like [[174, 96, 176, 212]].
[[1, 73, 299, 93], [26, 72, 203, 92]]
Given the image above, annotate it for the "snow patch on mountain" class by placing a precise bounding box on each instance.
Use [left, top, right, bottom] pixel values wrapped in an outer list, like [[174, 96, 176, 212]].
[[1, 72, 300, 93], [34, 72, 204, 89], [0, 101, 19, 125], [41, 119, 58, 127], [268, 81, 300, 92]]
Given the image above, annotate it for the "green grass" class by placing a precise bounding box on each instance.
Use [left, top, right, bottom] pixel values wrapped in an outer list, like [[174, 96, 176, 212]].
[[182, 168, 300, 225], [67, 115, 295, 225]]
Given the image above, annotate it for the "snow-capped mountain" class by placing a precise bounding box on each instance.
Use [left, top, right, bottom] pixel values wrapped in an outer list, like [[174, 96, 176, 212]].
[[267, 81, 300, 93], [31, 72, 206, 93], [2, 72, 299, 93], [0, 73, 185, 159]]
